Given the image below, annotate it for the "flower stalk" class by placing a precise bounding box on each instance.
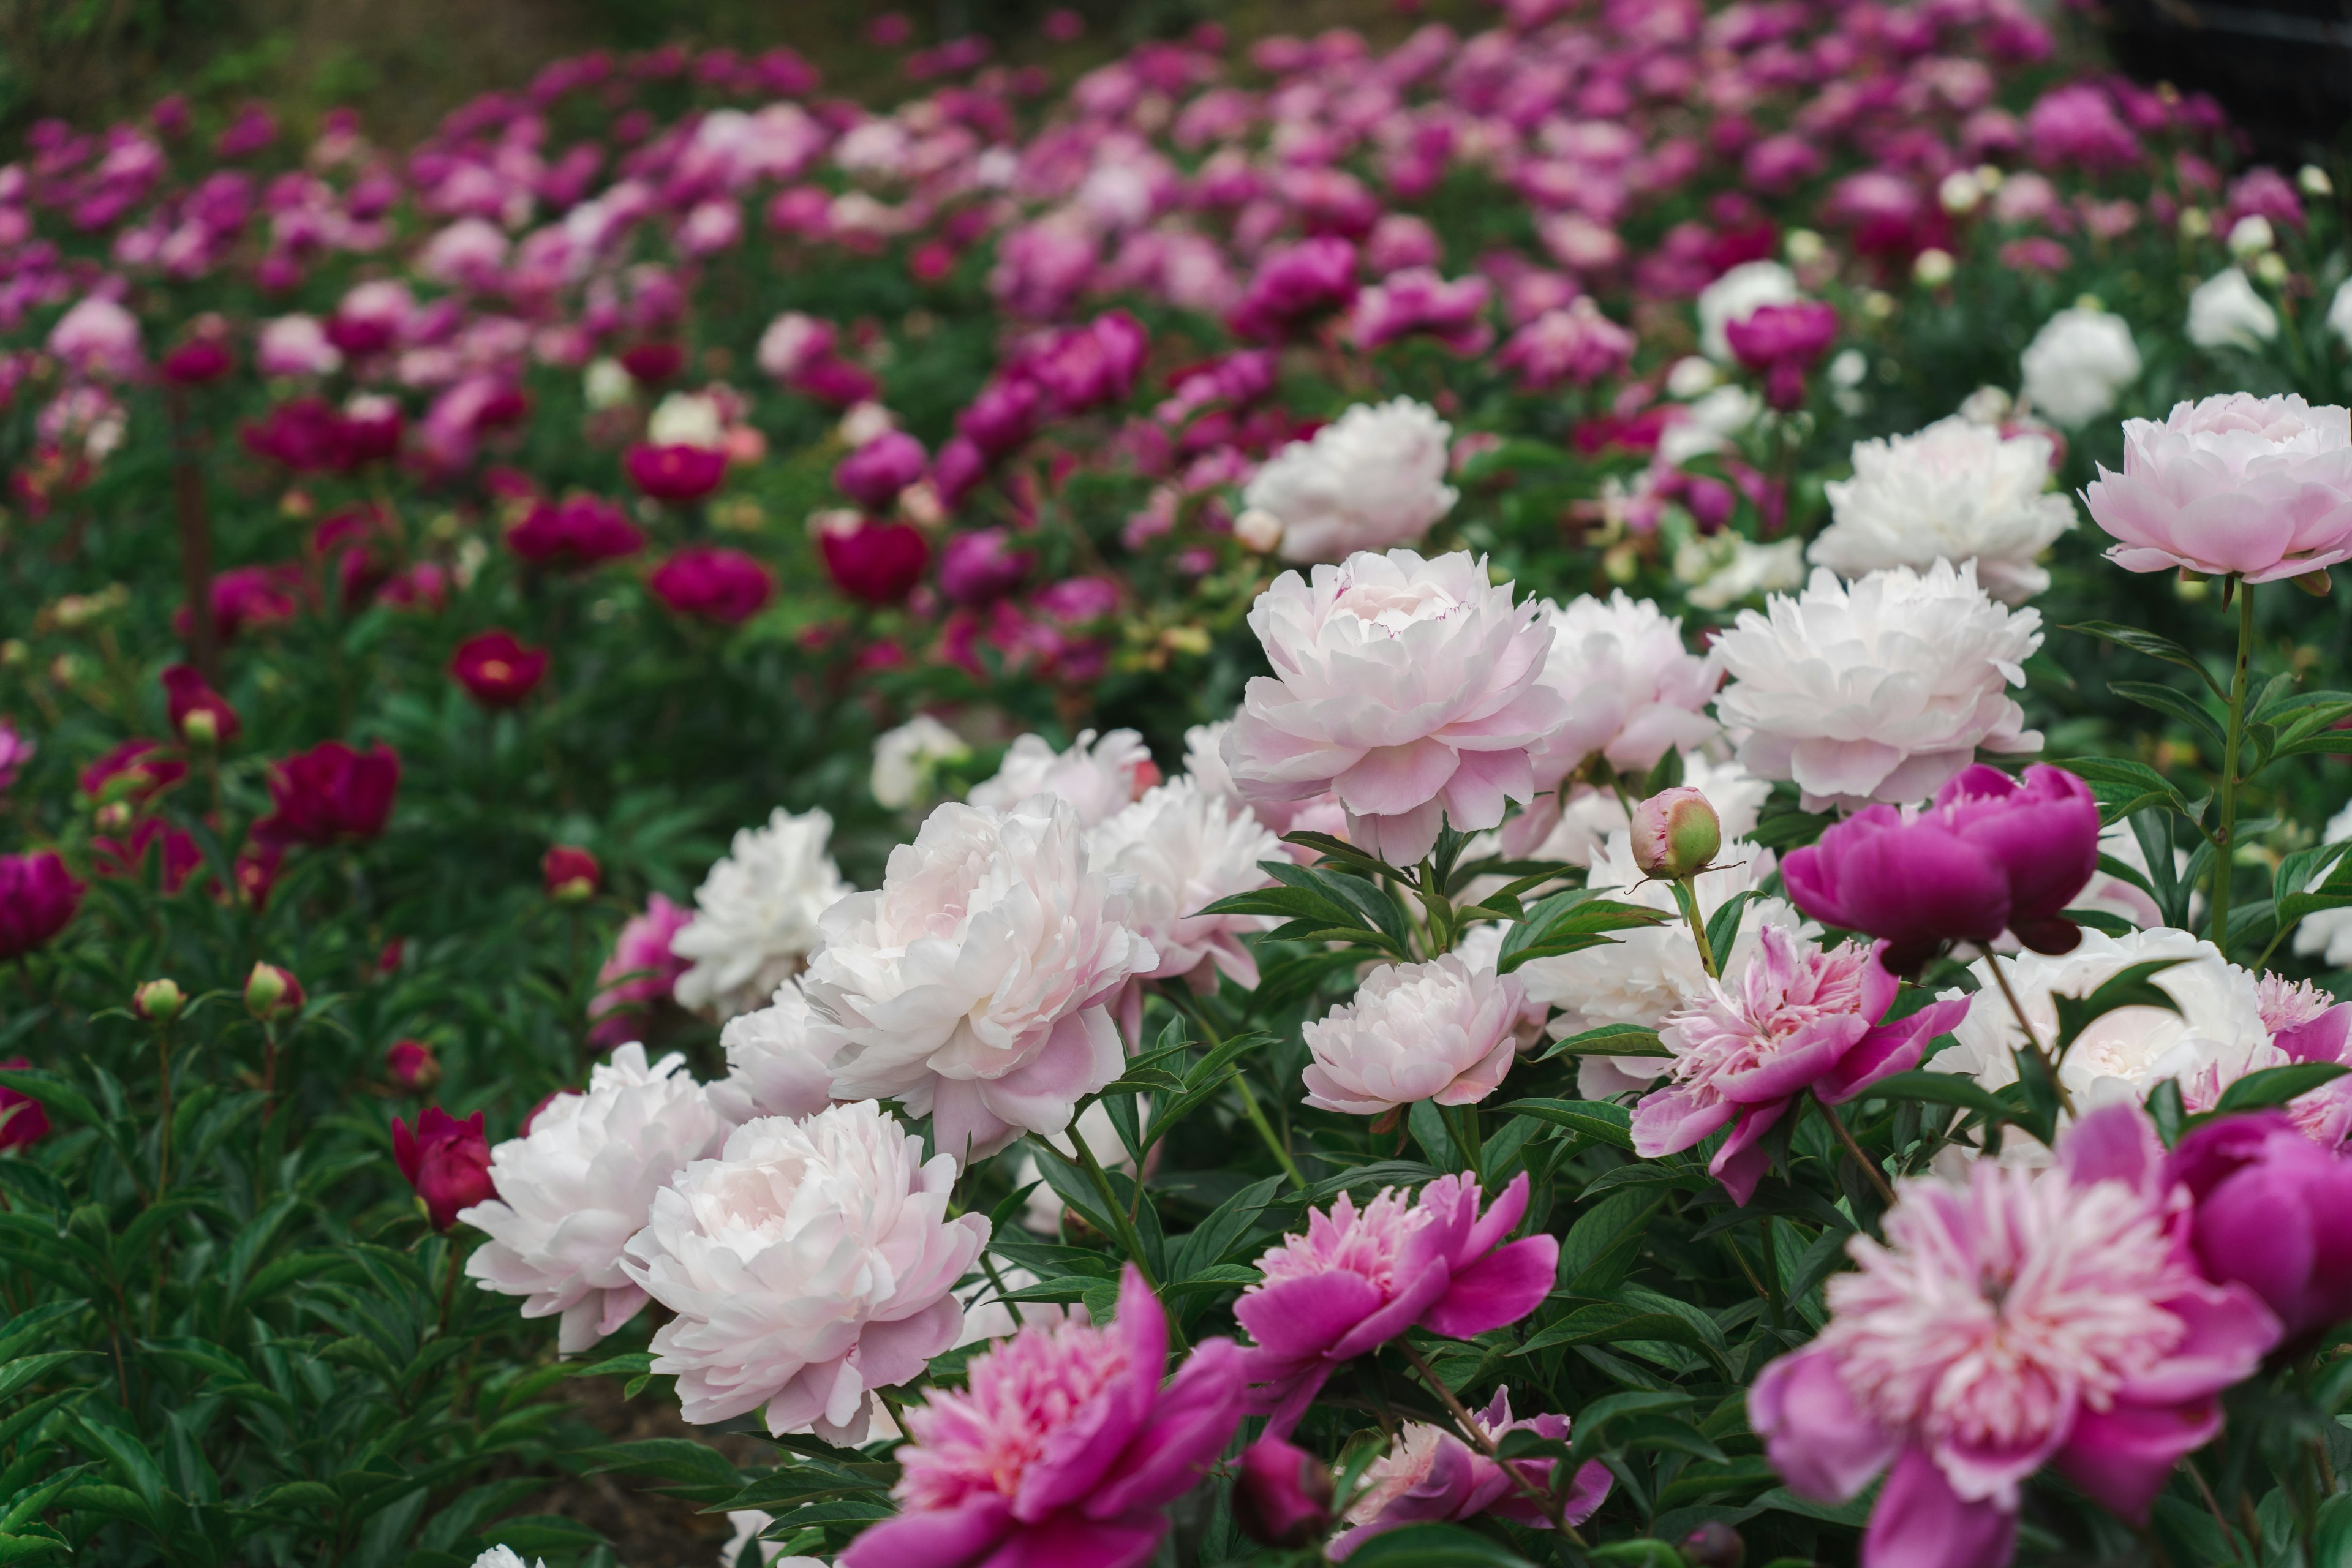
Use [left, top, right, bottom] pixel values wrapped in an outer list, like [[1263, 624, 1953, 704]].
[[2209, 578, 2254, 955]]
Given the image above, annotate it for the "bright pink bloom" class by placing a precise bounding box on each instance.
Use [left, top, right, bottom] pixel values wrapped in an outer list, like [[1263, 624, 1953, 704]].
[[834, 431, 928, 511], [391, 1107, 494, 1231], [0, 718, 31, 792], [818, 518, 930, 605], [161, 665, 240, 745], [957, 377, 1044, 458], [1352, 268, 1493, 355], [2250, 976, 2352, 1144], [0, 1057, 50, 1148], [1751, 1105, 2278, 1568], [1330, 1387, 1611, 1559], [1232, 1436, 1333, 1548], [2083, 395, 2352, 584], [2026, 83, 2142, 173], [1635, 928, 1971, 1204], [938, 527, 1032, 606], [624, 442, 729, 502], [1229, 236, 1359, 342], [649, 546, 775, 624], [255, 741, 401, 846], [1237, 1173, 1558, 1434], [1782, 764, 2101, 975], [505, 496, 645, 569], [1019, 312, 1149, 415], [2169, 1111, 2352, 1343], [587, 894, 692, 1046], [385, 1039, 440, 1093], [1725, 301, 1838, 410], [1497, 298, 1634, 391], [841, 1265, 1245, 1568], [449, 630, 549, 708], [0, 853, 83, 960]]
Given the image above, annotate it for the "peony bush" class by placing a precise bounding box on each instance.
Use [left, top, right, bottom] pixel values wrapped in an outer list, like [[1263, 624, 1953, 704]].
[[7, 4, 2352, 1567]]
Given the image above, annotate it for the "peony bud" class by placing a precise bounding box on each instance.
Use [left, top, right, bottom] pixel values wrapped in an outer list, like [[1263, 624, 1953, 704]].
[[391, 1107, 493, 1230], [1631, 786, 1721, 878], [181, 709, 217, 748], [1681, 1521, 1747, 1568], [2178, 206, 2212, 240], [385, 1038, 440, 1092], [542, 845, 601, 903], [1912, 247, 1955, 288], [2301, 165, 2334, 198], [2255, 251, 2290, 287], [1231, 1435, 1333, 1548], [244, 961, 303, 1020], [1232, 507, 1284, 554], [2228, 214, 2275, 260], [133, 978, 185, 1022]]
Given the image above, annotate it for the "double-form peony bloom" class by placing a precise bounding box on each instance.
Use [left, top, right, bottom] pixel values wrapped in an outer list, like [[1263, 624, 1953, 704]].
[[1751, 1105, 2278, 1568], [1237, 1173, 1557, 1433], [968, 728, 1156, 827], [841, 1265, 1245, 1568], [1301, 953, 1528, 1117], [255, 741, 400, 846], [2018, 307, 2141, 428], [1811, 419, 2077, 603], [870, 715, 971, 811], [1240, 399, 1458, 565], [1725, 300, 1838, 411], [2169, 1112, 2352, 1342], [1523, 590, 1721, 789], [624, 1099, 990, 1442], [1088, 776, 1282, 1023], [1636, 927, 1971, 1203], [505, 496, 645, 570], [670, 807, 852, 1021], [2084, 394, 2352, 583], [802, 796, 1156, 1161], [1784, 763, 2101, 974], [706, 979, 839, 1125], [462, 1044, 729, 1352], [1224, 549, 1567, 865], [1714, 564, 2043, 812], [1332, 1387, 1612, 1559], [649, 546, 775, 624], [2185, 269, 2278, 352]]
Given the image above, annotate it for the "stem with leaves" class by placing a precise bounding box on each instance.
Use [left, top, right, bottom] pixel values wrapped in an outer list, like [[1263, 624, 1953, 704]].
[[1670, 880, 1719, 979], [1979, 946, 2075, 1118], [2209, 579, 2254, 956], [1396, 1339, 1583, 1546]]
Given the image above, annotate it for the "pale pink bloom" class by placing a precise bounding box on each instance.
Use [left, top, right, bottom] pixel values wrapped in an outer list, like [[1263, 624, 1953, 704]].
[[1525, 590, 1720, 786], [1496, 298, 1635, 390], [2084, 394, 2352, 583], [419, 217, 510, 288], [256, 314, 342, 377], [2256, 973, 2352, 1144], [1301, 952, 1526, 1115], [1331, 1387, 1611, 1559], [1351, 267, 1493, 355], [1090, 776, 1281, 1026], [48, 295, 143, 381]]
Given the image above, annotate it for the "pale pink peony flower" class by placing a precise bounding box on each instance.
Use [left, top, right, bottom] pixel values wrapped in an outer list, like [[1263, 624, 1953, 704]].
[[461, 1044, 729, 1352], [1223, 549, 1569, 865], [258, 314, 344, 378], [621, 1099, 989, 1442], [802, 797, 1156, 1161], [2084, 394, 2352, 583], [1331, 1387, 1612, 1559], [1241, 399, 1459, 565], [1183, 720, 1348, 855], [1525, 590, 1720, 788], [968, 728, 1156, 828], [1302, 953, 1527, 1115], [706, 979, 840, 1126], [49, 295, 143, 380], [1089, 776, 1283, 1033], [1751, 1105, 2278, 1565], [1496, 297, 1635, 391]]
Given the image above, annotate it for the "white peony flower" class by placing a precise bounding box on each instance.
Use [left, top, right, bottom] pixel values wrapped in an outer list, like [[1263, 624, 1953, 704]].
[[2185, 268, 2279, 351], [471, 1550, 545, 1568], [1931, 928, 2280, 1153], [1657, 385, 1763, 468], [622, 1099, 989, 1442], [671, 809, 853, 1022], [461, 1044, 728, 1352], [707, 979, 839, 1125], [1301, 952, 1526, 1115], [1224, 548, 1569, 865], [647, 391, 727, 449], [1713, 562, 2043, 810], [1810, 417, 2078, 603], [803, 797, 1156, 1161], [1242, 398, 1459, 564], [1697, 260, 1801, 362], [872, 715, 970, 809], [2329, 278, 2352, 355], [720, 1512, 788, 1568], [1088, 775, 1282, 993], [968, 728, 1155, 828], [2019, 307, 2141, 428], [1676, 535, 1807, 612], [1526, 592, 1721, 786], [2294, 801, 2352, 968], [582, 357, 633, 410]]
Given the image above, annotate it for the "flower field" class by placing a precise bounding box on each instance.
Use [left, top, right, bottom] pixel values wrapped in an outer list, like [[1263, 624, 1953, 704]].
[[7, 2, 2352, 1566]]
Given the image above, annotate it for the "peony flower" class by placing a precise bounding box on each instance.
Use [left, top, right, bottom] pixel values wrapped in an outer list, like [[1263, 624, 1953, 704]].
[[1678, 533, 1807, 612], [840, 1265, 1245, 1568], [1697, 260, 1801, 362], [1089, 775, 1281, 1006], [1351, 268, 1493, 355], [0, 852, 82, 962], [1242, 399, 1458, 565], [1223, 549, 1567, 865], [649, 546, 775, 623], [1751, 1105, 2278, 1563], [938, 528, 1032, 606], [2083, 394, 2352, 582], [393, 1107, 494, 1231], [448, 629, 548, 709], [1300, 953, 1527, 1116], [2168, 1112, 2352, 1341], [1525, 591, 1720, 788], [254, 741, 400, 846], [1497, 298, 1635, 390], [255, 314, 341, 378], [1811, 418, 2078, 603], [834, 431, 928, 511], [2185, 268, 2278, 351], [160, 665, 239, 746], [968, 728, 1155, 828], [587, 894, 693, 1047], [625, 442, 729, 502], [462, 1044, 728, 1351], [2294, 801, 2352, 967], [505, 496, 644, 568], [802, 797, 1156, 1161], [1713, 563, 2043, 812], [871, 715, 970, 810], [1238, 1174, 1556, 1433], [0, 717, 32, 791], [1637, 927, 1972, 1204], [542, 845, 600, 901], [2018, 307, 2141, 428], [622, 1099, 990, 1441], [671, 807, 853, 1020], [1783, 764, 2102, 973], [2253, 975, 2352, 1145], [1230, 236, 1360, 342], [1331, 1387, 1611, 1559], [1233, 1434, 1334, 1550], [385, 1039, 439, 1093], [50, 295, 145, 380], [815, 515, 928, 604], [1725, 301, 1838, 410], [2329, 277, 2352, 355], [706, 979, 840, 1125]]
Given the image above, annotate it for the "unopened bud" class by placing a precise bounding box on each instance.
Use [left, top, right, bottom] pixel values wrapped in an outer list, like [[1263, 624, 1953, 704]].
[[1232, 507, 1283, 554], [2228, 214, 2275, 260], [385, 1038, 440, 1092], [541, 845, 602, 903], [244, 961, 303, 1020], [134, 978, 185, 1022], [181, 708, 218, 748], [1231, 1435, 1333, 1548], [2301, 165, 2334, 198], [1912, 247, 1955, 287], [2177, 206, 2211, 240], [1631, 786, 1721, 878], [1681, 1521, 1747, 1568], [2255, 251, 2290, 287]]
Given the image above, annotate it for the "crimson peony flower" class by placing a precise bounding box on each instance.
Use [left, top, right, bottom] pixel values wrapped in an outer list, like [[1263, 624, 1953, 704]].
[[1230, 236, 1360, 342], [80, 739, 186, 807], [649, 546, 775, 624], [1727, 300, 1839, 410], [160, 338, 233, 385], [624, 442, 728, 501], [817, 518, 929, 605], [391, 1107, 494, 1231], [449, 629, 549, 708], [161, 664, 240, 745], [0, 853, 82, 961], [505, 495, 644, 568], [255, 741, 401, 846], [385, 1039, 440, 1093], [541, 845, 601, 900]]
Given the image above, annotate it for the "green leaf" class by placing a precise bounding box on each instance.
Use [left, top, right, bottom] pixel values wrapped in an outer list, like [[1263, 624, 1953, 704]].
[[1846, 1071, 2015, 1124], [1491, 1099, 1633, 1150], [2212, 1063, 2350, 1114], [1517, 1302, 1709, 1358], [1705, 891, 1762, 976], [2062, 621, 2226, 697], [1537, 1023, 1667, 1061], [1497, 892, 1668, 972], [2109, 681, 2226, 755]]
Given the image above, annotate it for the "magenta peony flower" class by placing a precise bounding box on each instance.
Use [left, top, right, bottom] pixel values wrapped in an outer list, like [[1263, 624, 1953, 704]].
[[1351, 268, 1494, 355], [624, 442, 729, 502], [1229, 236, 1359, 342], [1782, 763, 2100, 974], [161, 665, 240, 746], [1237, 1172, 1558, 1433], [937, 527, 1033, 606], [956, 376, 1044, 458], [1726, 300, 1838, 410], [1331, 1387, 1611, 1559], [255, 741, 401, 846], [505, 496, 645, 569], [1751, 1104, 2277, 1567], [587, 893, 693, 1047], [840, 1265, 1245, 1568], [2168, 1112, 2352, 1342], [1497, 298, 1635, 390], [391, 1107, 494, 1231], [1018, 311, 1148, 415], [385, 1039, 440, 1093], [1635, 927, 1972, 1204], [1232, 1435, 1333, 1548], [834, 430, 928, 511], [0, 717, 32, 792], [2025, 83, 2143, 173], [48, 296, 144, 382], [449, 630, 549, 709], [648, 546, 774, 624], [2082, 394, 2352, 583], [0, 853, 83, 961], [817, 516, 930, 605]]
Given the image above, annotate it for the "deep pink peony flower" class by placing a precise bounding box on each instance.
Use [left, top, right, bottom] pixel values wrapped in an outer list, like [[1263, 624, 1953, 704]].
[[938, 527, 1033, 606], [1351, 268, 1494, 355], [624, 442, 729, 502], [2083, 394, 2352, 584], [0, 1057, 50, 1148], [0, 853, 83, 961], [648, 546, 775, 624], [840, 1265, 1245, 1568], [391, 1107, 494, 1231], [2249, 976, 2352, 1144], [1782, 764, 2101, 974], [1229, 236, 1359, 342], [1726, 301, 1838, 410], [957, 376, 1044, 458], [1019, 311, 1149, 415], [161, 664, 240, 745], [2168, 1111, 2352, 1342], [2025, 83, 2143, 173], [1751, 1105, 2277, 1568], [818, 517, 930, 605], [185, 564, 303, 644], [541, 845, 601, 900], [255, 741, 401, 846], [1237, 1172, 1558, 1434], [385, 1038, 440, 1093], [81, 738, 186, 807], [1330, 1387, 1612, 1559], [1497, 298, 1635, 391], [1232, 1435, 1333, 1548], [834, 430, 928, 511], [449, 629, 549, 708], [161, 338, 233, 385], [0, 717, 31, 793], [1635, 927, 1972, 1204], [587, 894, 692, 1047], [505, 496, 646, 569], [92, 819, 204, 895]]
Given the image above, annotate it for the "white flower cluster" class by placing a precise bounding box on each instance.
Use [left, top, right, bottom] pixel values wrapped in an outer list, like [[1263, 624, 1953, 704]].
[[671, 808, 852, 1021]]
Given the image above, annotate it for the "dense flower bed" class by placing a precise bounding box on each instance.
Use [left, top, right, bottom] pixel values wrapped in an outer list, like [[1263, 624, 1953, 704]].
[[4, 2, 2352, 1566]]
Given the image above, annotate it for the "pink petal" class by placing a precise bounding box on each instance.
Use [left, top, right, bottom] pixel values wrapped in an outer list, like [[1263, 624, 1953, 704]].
[[838, 1496, 1013, 1568], [1460, 1170, 1531, 1260], [1863, 1447, 2019, 1568], [1709, 1098, 1790, 1207], [2056, 1100, 2166, 1193], [1085, 1338, 1248, 1519], [1235, 1271, 1386, 1358], [1332, 738, 1461, 817], [1819, 994, 1970, 1104], [2120, 1280, 2280, 1404], [2055, 1399, 2224, 1524], [1749, 1344, 1897, 1502], [1633, 1082, 1738, 1157], [991, 1510, 1167, 1568], [1420, 1235, 1559, 1338]]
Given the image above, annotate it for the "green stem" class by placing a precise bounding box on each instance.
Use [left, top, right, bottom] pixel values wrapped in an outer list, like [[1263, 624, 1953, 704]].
[[154, 1025, 175, 1196], [1672, 879, 1719, 979], [1071, 1129, 1164, 1297], [1231, 1070, 1307, 1193], [1815, 1095, 1894, 1206], [2209, 579, 2254, 956]]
